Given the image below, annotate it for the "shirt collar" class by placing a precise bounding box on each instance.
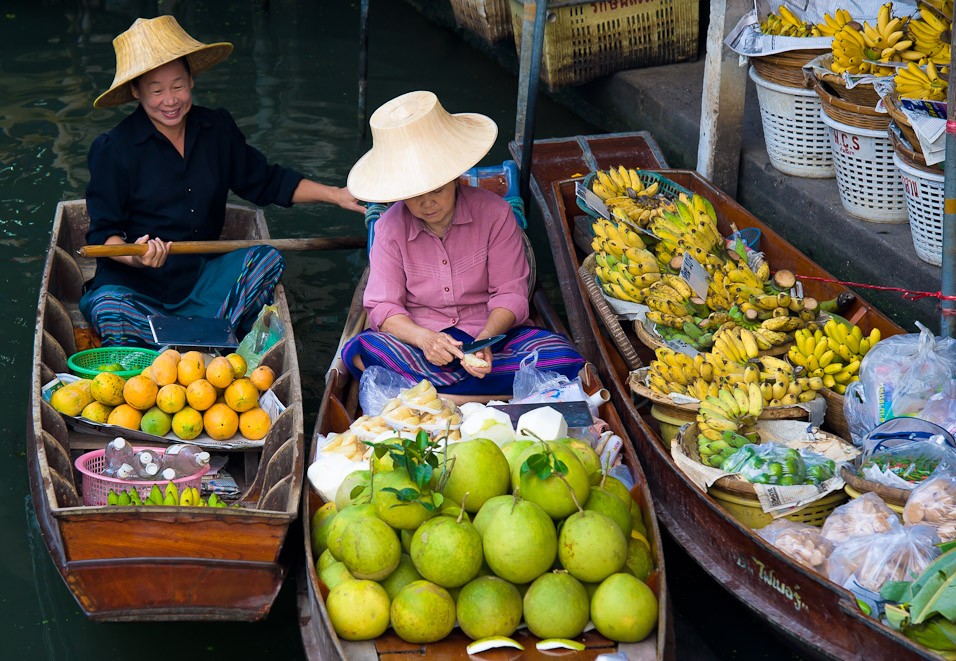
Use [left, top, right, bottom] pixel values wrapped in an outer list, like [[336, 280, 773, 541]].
[[404, 184, 475, 241], [129, 104, 211, 145]]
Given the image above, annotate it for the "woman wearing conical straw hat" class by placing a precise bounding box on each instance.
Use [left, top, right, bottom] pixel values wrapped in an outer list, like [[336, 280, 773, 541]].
[[341, 91, 585, 397], [79, 16, 364, 347]]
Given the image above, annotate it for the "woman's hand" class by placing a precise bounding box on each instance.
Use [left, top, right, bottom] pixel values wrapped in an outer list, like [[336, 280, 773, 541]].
[[461, 346, 493, 378], [330, 186, 366, 213], [118, 234, 170, 268], [419, 331, 463, 367]]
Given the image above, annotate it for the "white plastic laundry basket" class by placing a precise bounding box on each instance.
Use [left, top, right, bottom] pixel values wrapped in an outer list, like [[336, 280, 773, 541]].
[[893, 152, 943, 266], [750, 67, 834, 178], [820, 111, 907, 223]]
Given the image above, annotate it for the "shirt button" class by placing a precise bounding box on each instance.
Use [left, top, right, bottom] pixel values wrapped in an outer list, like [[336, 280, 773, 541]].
[[442, 259, 447, 265], [444, 287, 450, 292], [190, 209, 195, 213]]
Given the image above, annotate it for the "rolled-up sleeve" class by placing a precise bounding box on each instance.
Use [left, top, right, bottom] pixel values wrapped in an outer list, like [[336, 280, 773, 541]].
[[223, 109, 303, 207], [364, 219, 411, 331], [485, 204, 530, 325], [85, 134, 131, 245]]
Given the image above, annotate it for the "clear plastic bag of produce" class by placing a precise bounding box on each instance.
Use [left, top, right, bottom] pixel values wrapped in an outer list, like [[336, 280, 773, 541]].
[[821, 491, 901, 544], [719, 442, 835, 485], [844, 322, 956, 445], [858, 437, 956, 490], [757, 519, 834, 574], [358, 366, 416, 417], [827, 523, 940, 593], [903, 474, 956, 542], [236, 303, 284, 373]]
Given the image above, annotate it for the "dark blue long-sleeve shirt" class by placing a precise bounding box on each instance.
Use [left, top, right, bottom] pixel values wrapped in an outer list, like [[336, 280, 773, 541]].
[[84, 104, 303, 304]]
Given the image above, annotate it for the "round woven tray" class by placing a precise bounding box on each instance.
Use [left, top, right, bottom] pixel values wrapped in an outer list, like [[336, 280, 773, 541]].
[[816, 62, 882, 107], [884, 94, 921, 154], [634, 318, 791, 358], [840, 464, 909, 509], [751, 49, 827, 89], [811, 76, 889, 131], [819, 387, 851, 440], [889, 123, 943, 174], [579, 253, 643, 371]]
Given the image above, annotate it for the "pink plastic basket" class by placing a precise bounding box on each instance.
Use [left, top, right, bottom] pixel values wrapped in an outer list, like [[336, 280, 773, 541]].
[[75, 447, 211, 506]]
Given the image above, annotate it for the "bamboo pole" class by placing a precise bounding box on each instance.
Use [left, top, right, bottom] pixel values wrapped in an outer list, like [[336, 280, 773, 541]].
[[77, 236, 367, 258], [942, 23, 956, 337]]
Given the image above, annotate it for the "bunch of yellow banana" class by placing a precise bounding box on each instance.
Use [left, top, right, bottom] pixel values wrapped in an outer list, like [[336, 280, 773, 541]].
[[649, 193, 725, 272], [894, 61, 949, 100], [711, 325, 762, 365], [789, 322, 880, 394], [750, 355, 823, 407], [646, 347, 723, 401], [607, 195, 672, 229], [759, 6, 818, 37], [590, 165, 660, 201], [592, 216, 647, 254], [831, 4, 913, 75], [907, 8, 952, 66], [696, 384, 763, 467], [644, 274, 707, 329], [592, 217, 661, 303], [816, 8, 854, 37], [706, 260, 770, 312]]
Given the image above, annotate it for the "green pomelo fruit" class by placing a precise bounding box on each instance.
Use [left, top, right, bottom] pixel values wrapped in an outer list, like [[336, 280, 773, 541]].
[[372, 468, 438, 530], [440, 439, 510, 512], [625, 536, 655, 581], [582, 580, 600, 600], [523, 572, 590, 639], [317, 548, 337, 572], [473, 494, 515, 537], [319, 561, 354, 591], [558, 510, 627, 583], [411, 514, 483, 588], [400, 529, 414, 554], [585, 487, 632, 537], [513, 442, 591, 520], [370, 448, 396, 473], [140, 406, 172, 436], [630, 499, 648, 537], [340, 517, 402, 581], [440, 496, 470, 522], [390, 580, 456, 644], [335, 470, 371, 510], [482, 498, 557, 584], [327, 579, 390, 641], [379, 553, 423, 601], [500, 440, 534, 488], [591, 573, 659, 643], [310, 510, 337, 557], [566, 438, 603, 479], [326, 503, 377, 561], [457, 576, 523, 640], [602, 475, 633, 505]]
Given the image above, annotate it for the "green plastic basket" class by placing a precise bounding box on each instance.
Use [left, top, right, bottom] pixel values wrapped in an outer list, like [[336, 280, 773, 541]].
[[67, 347, 159, 379], [576, 170, 694, 220]]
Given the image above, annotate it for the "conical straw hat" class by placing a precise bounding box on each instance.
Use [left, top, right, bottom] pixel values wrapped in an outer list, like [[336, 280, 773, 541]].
[[94, 16, 233, 109], [347, 91, 498, 203]]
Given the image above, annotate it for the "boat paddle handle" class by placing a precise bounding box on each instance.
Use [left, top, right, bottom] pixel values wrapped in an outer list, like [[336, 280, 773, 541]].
[[77, 236, 367, 257]]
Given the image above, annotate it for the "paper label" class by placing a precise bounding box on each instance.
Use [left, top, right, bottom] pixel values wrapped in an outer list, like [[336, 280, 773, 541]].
[[576, 181, 608, 219], [678, 253, 710, 299], [664, 339, 699, 357]]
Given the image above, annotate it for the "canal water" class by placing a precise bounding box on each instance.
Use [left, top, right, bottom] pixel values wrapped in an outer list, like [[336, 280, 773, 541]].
[[2, 1, 804, 658]]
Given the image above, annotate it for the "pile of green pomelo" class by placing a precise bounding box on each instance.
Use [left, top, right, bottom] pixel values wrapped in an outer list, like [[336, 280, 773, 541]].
[[311, 429, 659, 649]]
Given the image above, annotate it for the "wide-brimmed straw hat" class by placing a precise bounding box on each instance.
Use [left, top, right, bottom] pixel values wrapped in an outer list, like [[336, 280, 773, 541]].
[[94, 15, 233, 109], [347, 91, 498, 203]]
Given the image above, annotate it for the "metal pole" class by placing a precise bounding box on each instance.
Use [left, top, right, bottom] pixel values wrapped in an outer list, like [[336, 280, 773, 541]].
[[357, 0, 370, 141], [942, 26, 956, 337], [515, 0, 549, 210]]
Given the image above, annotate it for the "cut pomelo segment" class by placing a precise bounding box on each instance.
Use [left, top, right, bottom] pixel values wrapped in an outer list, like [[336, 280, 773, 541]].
[[536, 638, 586, 651], [465, 636, 525, 654]]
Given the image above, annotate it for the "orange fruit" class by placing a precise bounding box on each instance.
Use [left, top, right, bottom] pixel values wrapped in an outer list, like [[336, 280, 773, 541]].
[[204, 402, 239, 440], [172, 406, 204, 440], [186, 378, 217, 411], [107, 403, 143, 430], [140, 365, 153, 381], [224, 378, 259, 413], [205, 356, 235, 389], [50, 385, 92, 416], [160, 348, 181, 364], [149, 355, 179, 386], [156, 383, 187, 414], [239, 406, 272, 440], [177, 352, 206, 386], [90, 372, 126, 406], [226, 353, 248, 379], [80, 401, 113, 423], [249, 365, 276, 392], [123, 374, 159, 411]]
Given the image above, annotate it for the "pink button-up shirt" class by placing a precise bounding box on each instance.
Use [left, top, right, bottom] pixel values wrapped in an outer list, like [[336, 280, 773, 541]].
[[364, 185, 530, 337]]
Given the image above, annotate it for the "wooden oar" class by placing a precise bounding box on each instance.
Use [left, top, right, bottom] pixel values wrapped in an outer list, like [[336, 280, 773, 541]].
[[77, 236, 367, 258]]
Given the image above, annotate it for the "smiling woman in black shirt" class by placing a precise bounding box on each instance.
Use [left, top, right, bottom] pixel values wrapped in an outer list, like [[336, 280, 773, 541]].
[[79, 15, 363, 347]]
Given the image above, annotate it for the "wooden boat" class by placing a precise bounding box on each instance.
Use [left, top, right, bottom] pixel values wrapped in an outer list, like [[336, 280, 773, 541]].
[[515, 132, 940, 659], [297, 166, 674, 660], [28, 201, 304, 621]]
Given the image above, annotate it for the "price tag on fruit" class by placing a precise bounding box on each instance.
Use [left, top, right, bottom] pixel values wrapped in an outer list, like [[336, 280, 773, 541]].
[[678, 253, 709, 299], [664, 339, 699, 357], [576, 181, 608, 219]]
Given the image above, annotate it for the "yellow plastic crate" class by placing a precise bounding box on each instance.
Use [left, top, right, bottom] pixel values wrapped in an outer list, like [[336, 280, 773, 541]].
[[451, 0, 513, 44], [508, 0, 699, 88]]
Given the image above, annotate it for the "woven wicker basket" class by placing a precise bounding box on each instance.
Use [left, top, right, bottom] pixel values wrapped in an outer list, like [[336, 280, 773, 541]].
[[819, 388, 851, 440], [579, 253, 643, 371], [811, 75, 889, 131], [634, 318, 792, 358], [814, 54, 882, 107], [889, 123, 942, 174], [450, 0, 512, 44], [750, 48, 828, 89], [884, 94, 921, 154], [840, 464, 909, 510]]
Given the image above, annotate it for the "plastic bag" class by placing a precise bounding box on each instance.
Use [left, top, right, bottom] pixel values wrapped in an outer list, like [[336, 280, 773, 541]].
[[358, 366, 415, 417], [512, 350, 572, 402], [859, 438, 956, 489], [844, 322, 956, 444], [903, 474, 956, 541], [236, 304, 284, 374], [720, 442, 835, 485], [757, 520, 834, 574], [821, 492, 901, 544], [827, 524, 940, 592]]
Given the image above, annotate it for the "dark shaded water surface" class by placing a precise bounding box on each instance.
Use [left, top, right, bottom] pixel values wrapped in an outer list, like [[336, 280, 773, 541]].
[[2, 1, 805, 658]]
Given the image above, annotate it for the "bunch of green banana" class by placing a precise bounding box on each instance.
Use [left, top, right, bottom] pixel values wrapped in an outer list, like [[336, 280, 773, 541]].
[[907, 7, 952, 66], [696, 384, 763, 467], [816, 8, 854, 37], [106, 481, 230, 508], [106, 487, 144, 506], [789, 322, 880, 394], [760, 6, 818, 37], [894, 61, 949, 100], [590, 165, 659, 201], [644, 274, 707, 329], [649, 193, 725, 273], [656, 320, 714, 351]]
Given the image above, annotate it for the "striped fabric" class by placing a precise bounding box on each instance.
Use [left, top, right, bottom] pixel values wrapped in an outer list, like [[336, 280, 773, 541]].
[[341, 325, 585, 395], [79, 247, 284, 347]]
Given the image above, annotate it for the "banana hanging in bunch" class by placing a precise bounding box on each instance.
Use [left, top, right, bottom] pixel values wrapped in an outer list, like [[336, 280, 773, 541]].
[[606, 195, 674, 229], [832, 4, 913, 75], [895, 61, 949, 100], [760, 5, 818, 37], [592, 217, 661, 303], [649, 193, 724, 273], [710, 325, 761, 365], [646, 346, 721, 401], [590, 165, 660, 201], [706, 259, 767, 312], [788, 322, 880, 394], [696, 383, 763, 467], [644, 274, 707, 329], [907, 7, 952, 66], [816, 8, 854, 37]]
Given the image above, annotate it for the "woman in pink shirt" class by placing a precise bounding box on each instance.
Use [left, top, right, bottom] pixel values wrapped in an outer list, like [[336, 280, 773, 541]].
[[341, 91, 584, 395]]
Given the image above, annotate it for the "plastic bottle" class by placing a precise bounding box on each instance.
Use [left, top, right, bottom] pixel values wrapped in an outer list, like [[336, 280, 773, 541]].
[[114, 463, 136, 480], [163, 444, 211, 478], [133, 450, 162, 480], [103, 438, 135, 476]]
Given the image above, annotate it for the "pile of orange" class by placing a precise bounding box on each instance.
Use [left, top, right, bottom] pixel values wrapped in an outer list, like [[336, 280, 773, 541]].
[[75, 349, 276, 442]]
